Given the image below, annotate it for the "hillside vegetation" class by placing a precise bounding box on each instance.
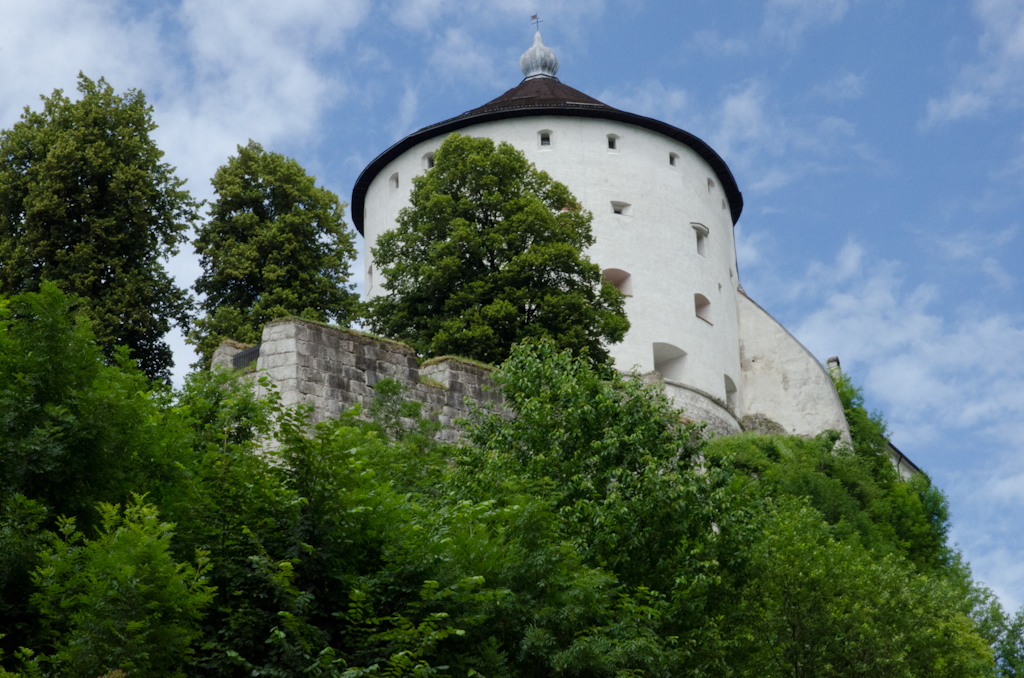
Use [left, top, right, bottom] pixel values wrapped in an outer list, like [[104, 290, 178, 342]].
[[1, 283, 1022, 677]]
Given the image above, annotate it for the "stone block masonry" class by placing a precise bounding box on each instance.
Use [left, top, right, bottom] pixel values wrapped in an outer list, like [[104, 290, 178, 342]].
[[250, 319, 505, 443], [234, 318, 749, 442]]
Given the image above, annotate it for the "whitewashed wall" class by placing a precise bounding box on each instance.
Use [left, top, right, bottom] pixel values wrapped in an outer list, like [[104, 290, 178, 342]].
[[362, 116, 742, 406]]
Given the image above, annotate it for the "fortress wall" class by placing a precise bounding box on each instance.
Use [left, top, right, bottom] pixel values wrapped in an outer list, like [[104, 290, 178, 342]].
[[233, 318, 743, 442], [736, 292, 850, 439], [663, 380, 742, 436], [364, 116, 743, 406], [252, 319, 503, 443]]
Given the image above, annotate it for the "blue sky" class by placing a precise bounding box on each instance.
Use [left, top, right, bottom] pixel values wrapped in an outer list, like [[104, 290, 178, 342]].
[[3, 0, 1024, 610]]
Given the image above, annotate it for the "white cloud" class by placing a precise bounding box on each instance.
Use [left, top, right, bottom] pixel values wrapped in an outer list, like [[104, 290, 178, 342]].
[[762, 0, 850, 46], [751, 238, 1024, 607], [787, 241, 1024, 450], [428, 28, 501, 86], [0, 0, 163, 126], [923, 0, 1024, 128], [391, 86, 420, 139], [0, 0, 371, 385], [692, 29, 749, 55], [929, 226, 1017, 289], [597, 79, 688, 122], [388, 0, 606, 37], [814, 72, 865, 101]]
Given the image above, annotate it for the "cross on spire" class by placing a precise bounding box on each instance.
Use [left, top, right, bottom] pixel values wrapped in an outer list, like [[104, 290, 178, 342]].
[[531, 14, 543, 30]]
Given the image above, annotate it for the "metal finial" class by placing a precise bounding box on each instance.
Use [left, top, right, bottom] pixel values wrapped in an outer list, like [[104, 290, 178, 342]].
[[531, 14, 543, 30]]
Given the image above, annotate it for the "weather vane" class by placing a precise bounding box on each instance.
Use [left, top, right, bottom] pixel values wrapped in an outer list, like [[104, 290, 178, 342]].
[[531, 14, 542, 30]]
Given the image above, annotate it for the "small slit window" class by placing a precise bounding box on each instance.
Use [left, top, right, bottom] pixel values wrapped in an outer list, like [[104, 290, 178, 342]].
[[669, 152, 679, 166], [611, 201, 631, 215], [539, 130, 552, 148], [695, 293, 712, 324], [722, 198, 727, 210], [653, 342, 687, 382], [602, 268, 633, 296], [367, 265, 373, 291], [725, 375, 738, 410], [692, 223, 708, 257], [423, 152, 435, 169], [389, 172, 399, 190], [707, 178, 715, 193], [607, 134, 619, 151]]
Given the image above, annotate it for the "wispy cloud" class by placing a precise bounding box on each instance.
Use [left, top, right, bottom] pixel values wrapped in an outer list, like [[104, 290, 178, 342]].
[[813, 72, 865, 101], [762, 0, 850, 46], [428, 28, 501, 86], [923, 0, 1024, 128], [597, 79, 689, 122], [749, 238, 1024, 606], [692, 29, 749, 56]]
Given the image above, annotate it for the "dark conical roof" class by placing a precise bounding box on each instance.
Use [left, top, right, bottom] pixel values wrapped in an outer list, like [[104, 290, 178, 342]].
[[351, 77, 743, 234], [462, 77, 612, 116]]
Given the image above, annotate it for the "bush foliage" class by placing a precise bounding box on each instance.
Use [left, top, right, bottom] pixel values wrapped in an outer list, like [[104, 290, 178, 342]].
[[0, 284, 1020, 677]]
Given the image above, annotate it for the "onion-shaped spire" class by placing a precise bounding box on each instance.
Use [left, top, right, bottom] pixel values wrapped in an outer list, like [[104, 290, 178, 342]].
[[520, 31, 559, 79]]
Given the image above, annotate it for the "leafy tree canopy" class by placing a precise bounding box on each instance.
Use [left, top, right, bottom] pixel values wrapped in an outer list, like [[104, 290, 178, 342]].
[[366, 133, 629, 365], [0, 286, 1015, 677], [189, 141, 359, 367], [0, 74, 199, 381], [0, 282, 182, 661]]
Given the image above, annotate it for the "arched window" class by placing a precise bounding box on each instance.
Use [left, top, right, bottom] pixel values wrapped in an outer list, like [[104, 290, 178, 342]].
[[669, 152, 679, 166], [422, 152, 435, 169], [611, 201, 631, 215], [707, 177, 715, 193], [724, 375, 738, 410], [538, 130, 552, 148], [653, 342, 686, 382], [607, 133, 619, 151], [692, 223, 708, 257], [695, 294, 712, 324], [602, 268, 633, 296], [389, 172, 399, 190]]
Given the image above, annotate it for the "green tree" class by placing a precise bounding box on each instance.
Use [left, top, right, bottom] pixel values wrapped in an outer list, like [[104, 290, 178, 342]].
[[0, 74, 199, 381], [0, 283, 182, 661], [189, 141, 359, 367], [998, 607, 1024, 677], [734, 500, 994, 678], [366, 133, 629, 365], [0, 282, 168, 528], [27, 497, 214, 678]]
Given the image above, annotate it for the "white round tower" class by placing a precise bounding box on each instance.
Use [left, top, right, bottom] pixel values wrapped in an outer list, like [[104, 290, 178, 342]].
[[353, 31, 850, 438]]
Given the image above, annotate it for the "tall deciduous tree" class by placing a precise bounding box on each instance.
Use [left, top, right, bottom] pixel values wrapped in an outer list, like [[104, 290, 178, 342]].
[[366, 132, 629, 365], [189, 141, 359, 367], [0, 74, 199, 381]]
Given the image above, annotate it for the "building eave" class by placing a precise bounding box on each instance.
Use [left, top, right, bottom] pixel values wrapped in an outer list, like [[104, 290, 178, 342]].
[[351, 104, 744, 235]]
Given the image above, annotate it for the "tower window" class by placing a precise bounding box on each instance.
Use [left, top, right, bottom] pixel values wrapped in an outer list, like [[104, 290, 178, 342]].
[[695, 294, 712, 324], [601, 268, 633, 296], [607, 134, 619, 150], [389, 172, 399, 190], [724, 375, 738, 410], [367, 265, 373, 290], [539, 130, 552, 147], [707, 178, 715, 193], [611, 201, 631, 215], [669, 152, 679, 166], [692, 223, 708, 257], [653, 342, 687, 382], [423, 152, 435, 169], [722, 198, 727, 210]]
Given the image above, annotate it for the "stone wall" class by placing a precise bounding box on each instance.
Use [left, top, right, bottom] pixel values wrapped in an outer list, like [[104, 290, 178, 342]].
[[251, 319, 504, 443], [223, 318, 769, 442], [736, 292, 851, 441]]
